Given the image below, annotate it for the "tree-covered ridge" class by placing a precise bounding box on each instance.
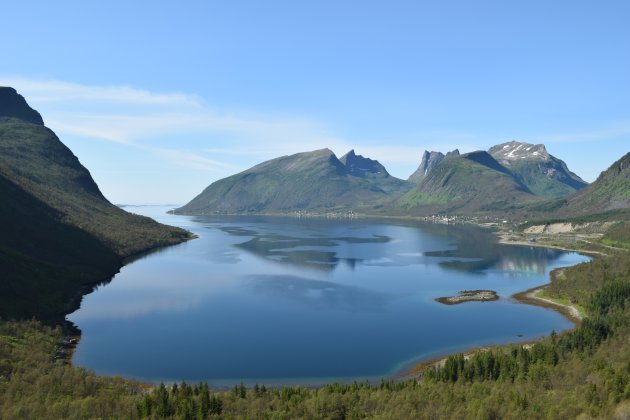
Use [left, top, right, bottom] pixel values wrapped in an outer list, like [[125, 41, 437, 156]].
[[0, 320, 143, 419]]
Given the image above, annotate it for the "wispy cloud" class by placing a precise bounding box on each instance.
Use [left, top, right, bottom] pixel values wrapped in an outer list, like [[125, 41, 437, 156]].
[[1, 76, 202, 107], [145, 147, 236, 172], [0, 76, 509, 178], [0, 76, 356, 172]]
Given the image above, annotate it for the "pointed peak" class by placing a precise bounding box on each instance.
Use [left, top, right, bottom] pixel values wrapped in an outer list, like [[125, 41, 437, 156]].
[[339, 149, 388, 177], [0, 87, 45, 125], [408, 150, 449, 184]]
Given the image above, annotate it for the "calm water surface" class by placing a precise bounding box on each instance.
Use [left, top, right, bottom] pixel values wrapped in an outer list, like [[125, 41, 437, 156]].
[[69, 206, 589, 386]]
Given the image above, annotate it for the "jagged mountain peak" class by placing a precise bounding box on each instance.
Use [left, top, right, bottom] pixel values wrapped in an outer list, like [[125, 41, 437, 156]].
[[408, 148, 459, 184], [0, 87, 44, 125], [398, 149, 534, 214], [489, 141, 549, 163], [339, 149, 388, 177]]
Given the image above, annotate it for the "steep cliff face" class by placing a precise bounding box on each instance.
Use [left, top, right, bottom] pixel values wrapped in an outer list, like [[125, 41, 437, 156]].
[[408, 149, 459, 185]]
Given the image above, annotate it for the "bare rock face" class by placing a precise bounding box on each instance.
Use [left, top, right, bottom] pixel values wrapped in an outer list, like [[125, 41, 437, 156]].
[[489, 141, 550, 163], [339, 149, 388, 177], [408, 149, 459, 184]]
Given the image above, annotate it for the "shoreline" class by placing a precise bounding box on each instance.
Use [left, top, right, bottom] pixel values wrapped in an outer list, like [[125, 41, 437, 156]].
[[399, 267, 585, 379], [496, 235, 604, 256], [435, 290, 499, 305], [396, 338, 540, 382], [512, 282, 582, 325], [59, 233, 196, 364], [61, 211, 589, 386]]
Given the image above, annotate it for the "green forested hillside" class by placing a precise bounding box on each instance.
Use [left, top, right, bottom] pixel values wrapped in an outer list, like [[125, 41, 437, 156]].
[[0, 173, 119, 319], [0, 88, 190, 320]]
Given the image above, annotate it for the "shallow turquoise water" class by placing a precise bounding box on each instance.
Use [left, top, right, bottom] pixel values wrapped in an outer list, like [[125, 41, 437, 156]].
[[68, 206, 589, 386]]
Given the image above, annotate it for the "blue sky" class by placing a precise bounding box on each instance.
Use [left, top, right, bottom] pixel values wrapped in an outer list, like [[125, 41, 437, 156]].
[[2, 1, 629, 204]]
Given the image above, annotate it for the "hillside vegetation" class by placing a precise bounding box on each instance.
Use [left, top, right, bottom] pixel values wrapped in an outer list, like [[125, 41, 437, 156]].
[[175, 149, 409, 215], [489, 141, 587, 198], [397, 151, 539, 214], [554, 152, 630, 217], [0, 88, 190, 320]]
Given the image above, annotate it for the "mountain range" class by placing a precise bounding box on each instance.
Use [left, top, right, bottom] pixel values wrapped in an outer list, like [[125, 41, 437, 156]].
[[0, 87, 191, 320], [176, 140, 618, 218]]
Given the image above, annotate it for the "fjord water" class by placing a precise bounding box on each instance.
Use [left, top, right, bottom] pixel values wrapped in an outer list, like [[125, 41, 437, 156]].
[[69, 206, 588, 386]]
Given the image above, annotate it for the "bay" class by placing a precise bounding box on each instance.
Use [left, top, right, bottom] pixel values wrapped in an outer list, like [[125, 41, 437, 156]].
[[68, 206, 588, 386]]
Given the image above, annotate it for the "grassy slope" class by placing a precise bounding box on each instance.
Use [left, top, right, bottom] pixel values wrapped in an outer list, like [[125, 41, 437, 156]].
[[0, 118, 190, 320], [522, 152, 630, 224], [397, 151, 539, 215], [555, 152, 630, 217], [0, 118, 189, 256], [176, 149, 404, 215]]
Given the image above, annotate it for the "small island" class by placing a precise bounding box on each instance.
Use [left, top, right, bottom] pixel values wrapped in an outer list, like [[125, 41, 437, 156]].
[[435, 290, 499, 305]]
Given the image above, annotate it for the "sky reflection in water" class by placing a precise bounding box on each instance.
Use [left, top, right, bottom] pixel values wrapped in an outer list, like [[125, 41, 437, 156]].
[[69, 207, 589, 385]]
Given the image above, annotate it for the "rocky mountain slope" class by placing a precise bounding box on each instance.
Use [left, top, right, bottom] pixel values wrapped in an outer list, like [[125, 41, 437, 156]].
[[408, 149, 459, 184], [489, 141, 587, 197], [0, 87, 190, 320], [551, 152, 630, 217]]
